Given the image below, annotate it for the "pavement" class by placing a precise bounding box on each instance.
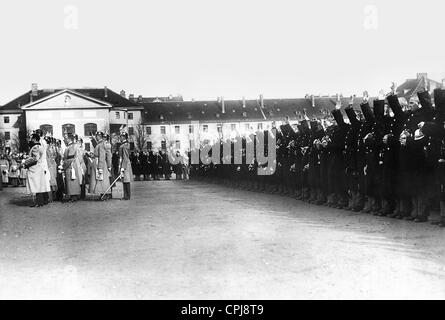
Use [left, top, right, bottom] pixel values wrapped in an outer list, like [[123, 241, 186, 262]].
[[1, 180, 445, 299]]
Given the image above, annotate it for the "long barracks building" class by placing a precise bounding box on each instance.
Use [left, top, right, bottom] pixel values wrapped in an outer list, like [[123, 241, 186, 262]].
[[0, 74, 441, 154]]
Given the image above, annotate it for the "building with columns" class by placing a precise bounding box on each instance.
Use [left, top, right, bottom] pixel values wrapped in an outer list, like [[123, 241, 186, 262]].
[[0, 85, 142, 152]]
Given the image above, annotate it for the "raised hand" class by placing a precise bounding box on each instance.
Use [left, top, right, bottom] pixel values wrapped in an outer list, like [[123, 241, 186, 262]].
[[303, 108, 309, 120], [335, 94, 342, 110], [378, 89, 386, 100], [362, 91, 369, 103], [388, 82, 396, 96], [348, 95, 355, 107]]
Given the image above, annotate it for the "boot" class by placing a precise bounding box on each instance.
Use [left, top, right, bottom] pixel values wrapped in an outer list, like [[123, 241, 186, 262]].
[[346, 191, 355, 211], [353, 192, 365, 212], [388, 200, 401, 218], [405, 197, 418, 221], [295, 189, 302, 200], [362, 196, 373, 213], [414, 195, 429, 222]]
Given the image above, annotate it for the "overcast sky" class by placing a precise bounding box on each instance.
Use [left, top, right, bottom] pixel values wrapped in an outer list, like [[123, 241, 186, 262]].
[[0, 0, 444, 104]]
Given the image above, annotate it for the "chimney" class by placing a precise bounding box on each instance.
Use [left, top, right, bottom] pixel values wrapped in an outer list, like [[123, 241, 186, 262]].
[[104, 86, 108, 98], [242, 96, 246, 108], [137, 95, 143, 103], [120, 90, 126, 98], [129, 94, 135, 101], [417, 73, 427, 80], [259, 94, 264, 108], [311, 95, 315, 107], [221, 96, 225, 114], [31, 83, 38, 98]]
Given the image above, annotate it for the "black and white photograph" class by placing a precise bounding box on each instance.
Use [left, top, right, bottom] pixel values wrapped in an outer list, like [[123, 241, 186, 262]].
[[0, 0, 445, 303]]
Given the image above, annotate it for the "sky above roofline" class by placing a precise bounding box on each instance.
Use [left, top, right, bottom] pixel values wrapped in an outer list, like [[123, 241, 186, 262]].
[[0, 0, 444, 105]]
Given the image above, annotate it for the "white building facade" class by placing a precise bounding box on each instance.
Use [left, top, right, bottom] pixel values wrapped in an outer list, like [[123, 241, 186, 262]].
[[0, 86, 142, 152]]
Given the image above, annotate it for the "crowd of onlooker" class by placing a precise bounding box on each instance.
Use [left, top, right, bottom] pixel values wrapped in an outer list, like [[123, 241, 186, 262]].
[[0, 152, 29, 189]]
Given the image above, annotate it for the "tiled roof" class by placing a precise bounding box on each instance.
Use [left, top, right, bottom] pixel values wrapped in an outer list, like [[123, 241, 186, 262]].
[[396, 78, 442, 99], [141, 96, 184, 103], [0, 87, 141, 113], [141, 97, 370, 124]]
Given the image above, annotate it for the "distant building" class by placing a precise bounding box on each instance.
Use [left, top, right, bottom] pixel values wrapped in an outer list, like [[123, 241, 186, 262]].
[[396, 73, 442, 101], [0, 85, 381, 155], [139, 95, 366, 154], [0, 84, 142, 152]]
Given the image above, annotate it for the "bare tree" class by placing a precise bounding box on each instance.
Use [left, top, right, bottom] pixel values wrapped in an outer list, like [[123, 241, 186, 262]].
[[134, 119, 148, 151], [0, 132, 5, 153]]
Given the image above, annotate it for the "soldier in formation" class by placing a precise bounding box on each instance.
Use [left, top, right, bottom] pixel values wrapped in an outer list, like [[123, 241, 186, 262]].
[[190, 82, 445, 227]]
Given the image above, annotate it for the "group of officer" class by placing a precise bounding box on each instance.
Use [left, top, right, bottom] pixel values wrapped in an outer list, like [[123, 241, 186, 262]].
[[190, 82, 445, 227], [22, 130, 133, 207]]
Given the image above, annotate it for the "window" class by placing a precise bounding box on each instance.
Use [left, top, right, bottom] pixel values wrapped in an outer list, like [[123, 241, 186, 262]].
[[127, 112, 133, 120], [40, 124, 53, 135], [115, 112, 120, 119], [217, 125, 222, 133], [175, 125, 180, 134], [231, 124, 236, 131], [146, 126, 152, 135], [84, 123, 97, 136], [147, 141, 152, 150], [202, 125, 208, 132], [161, 140, 166, 151], [62, 124, 75, 135], [5, 131, 10, 140], [189, 125, 194, 134], [257, 123, 263, 130], [128, 126, 134, 135], [175, 140, 181, 149], [124, 112, 126, 119], [161, 126, 166, 135], [4, 116, 9, 124], [84, 142, 91, 152], [245, 123, 250, 130]]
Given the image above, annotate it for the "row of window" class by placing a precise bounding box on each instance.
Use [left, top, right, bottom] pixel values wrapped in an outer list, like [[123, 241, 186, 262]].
[[115, 112, 133, 120], [39, 123, 98, 136], [148, 123, 264, 135], [0, 122, 265, 141]]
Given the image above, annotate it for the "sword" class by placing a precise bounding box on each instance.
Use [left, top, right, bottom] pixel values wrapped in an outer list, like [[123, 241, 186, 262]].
[[100, 172, 123, 200]]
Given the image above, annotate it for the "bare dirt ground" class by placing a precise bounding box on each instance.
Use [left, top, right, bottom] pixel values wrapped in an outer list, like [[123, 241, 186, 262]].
[[1, 180, 445, 299]]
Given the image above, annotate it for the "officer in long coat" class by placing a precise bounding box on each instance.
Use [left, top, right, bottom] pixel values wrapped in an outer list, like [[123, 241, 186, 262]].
[[89, 132, 112, 200], [63, 133, 81, 202], [119, 133, 133, 200], [46, 137, 58, 201], [26, 133, 51, 207], [75, 137, 87, 200]]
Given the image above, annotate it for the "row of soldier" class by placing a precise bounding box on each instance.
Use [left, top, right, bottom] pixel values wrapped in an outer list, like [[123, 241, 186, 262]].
[[21, 130, 133, 207], [129, 150, 189, 181], [190, 83, 445, 227]]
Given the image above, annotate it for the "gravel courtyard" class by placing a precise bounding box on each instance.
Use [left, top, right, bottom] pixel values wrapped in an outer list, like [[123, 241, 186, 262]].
[[1, 180, 445, 299]]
